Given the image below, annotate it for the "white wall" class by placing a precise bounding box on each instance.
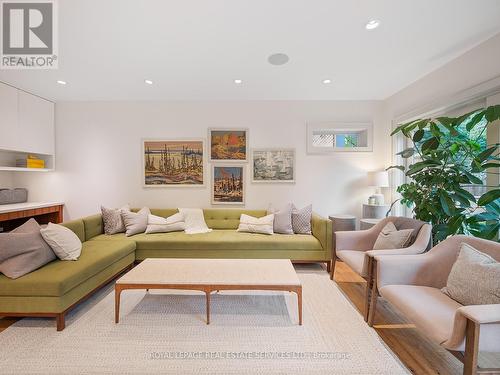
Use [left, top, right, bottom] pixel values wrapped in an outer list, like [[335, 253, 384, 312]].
[[12, 101, 390, 220], [385, 32, 500, 119], [0, 172, 13, 188]]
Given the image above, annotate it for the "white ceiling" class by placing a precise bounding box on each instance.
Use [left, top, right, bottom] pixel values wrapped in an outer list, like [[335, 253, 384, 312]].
[[1, 0, 500, 101]]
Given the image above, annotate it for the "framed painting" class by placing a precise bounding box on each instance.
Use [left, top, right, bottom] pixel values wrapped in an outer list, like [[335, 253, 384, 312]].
[[209, 128, 248, 162], [211, 165, 245, 205], [252, 148, 295, 183], [143, 139, 205, 187]]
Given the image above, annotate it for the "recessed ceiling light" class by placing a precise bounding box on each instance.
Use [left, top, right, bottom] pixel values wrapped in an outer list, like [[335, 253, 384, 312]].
[[56, 80, 67, 85], [322, 79, 332, 84], [268, 53, 290, 66], [365, 19, 380, 30], [144, 79, 153, 85], [234, 79, 243, 84]]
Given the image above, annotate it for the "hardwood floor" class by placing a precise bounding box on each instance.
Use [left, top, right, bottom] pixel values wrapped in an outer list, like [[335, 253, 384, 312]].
[[1, 261, 498, 375]]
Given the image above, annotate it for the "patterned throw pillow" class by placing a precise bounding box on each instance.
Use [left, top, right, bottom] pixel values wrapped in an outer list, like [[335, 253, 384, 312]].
[[442, 243, 500, 305], [292, 204, 312, 234], [101, 205, 130, 235]]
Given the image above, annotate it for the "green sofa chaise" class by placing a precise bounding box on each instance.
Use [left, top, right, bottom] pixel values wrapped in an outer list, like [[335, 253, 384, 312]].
[[0, 208, 332, 330]]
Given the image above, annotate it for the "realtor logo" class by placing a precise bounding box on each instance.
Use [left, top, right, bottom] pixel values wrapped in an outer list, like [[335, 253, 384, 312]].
[[1, 0, 58, 69]]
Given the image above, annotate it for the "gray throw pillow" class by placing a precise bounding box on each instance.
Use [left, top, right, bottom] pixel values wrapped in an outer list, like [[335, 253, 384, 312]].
[[121, 207, 150, 237], [441, 243, 500, 305], [0, 219, 56, 279], [101, 205, 130, 234], [292, 204, 312, 234], [269, 203, 293, 234]]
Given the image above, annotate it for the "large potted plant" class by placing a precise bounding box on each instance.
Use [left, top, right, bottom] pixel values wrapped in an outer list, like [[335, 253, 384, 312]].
[[389, 105, 500, 243]]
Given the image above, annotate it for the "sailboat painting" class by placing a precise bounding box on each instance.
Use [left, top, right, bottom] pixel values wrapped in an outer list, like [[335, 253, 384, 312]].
[[143, 139, 205, 186], [252, 148, 295, 183]]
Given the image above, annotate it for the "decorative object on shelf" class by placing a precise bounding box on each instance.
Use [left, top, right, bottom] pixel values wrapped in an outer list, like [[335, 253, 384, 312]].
[[252, 148, 295, 183], [212, 165, 245, 205], [367, 170, 389, 205], [362, 203, 390, 219], [0, 188, 28, 205], [16, 155, 45, 169], [209, 128, 248, 162], [143, 139, 205, 187], [388, 104, 500, 243], [360, 218, 382, 230]]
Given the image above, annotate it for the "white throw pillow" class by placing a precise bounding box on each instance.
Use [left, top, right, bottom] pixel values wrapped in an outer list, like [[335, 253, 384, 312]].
[[372, 222, 413, 250], [179, 208, 212, 234], [40, 223, 82, 261], [145, 212, 186, 234], [237, 214, 274, 235]]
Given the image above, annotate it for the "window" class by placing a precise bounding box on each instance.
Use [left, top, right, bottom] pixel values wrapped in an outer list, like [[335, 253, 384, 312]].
[[307, 122, 373, 153]]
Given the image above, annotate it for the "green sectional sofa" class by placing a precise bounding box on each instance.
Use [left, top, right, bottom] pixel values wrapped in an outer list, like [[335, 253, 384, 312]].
[[0, 208, 332, 330]]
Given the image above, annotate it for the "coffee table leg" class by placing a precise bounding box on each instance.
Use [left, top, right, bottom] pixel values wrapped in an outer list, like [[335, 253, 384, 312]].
[[297, 287, 302, 325], [205, 291, 211, 325], [115, 286, 122, 324]]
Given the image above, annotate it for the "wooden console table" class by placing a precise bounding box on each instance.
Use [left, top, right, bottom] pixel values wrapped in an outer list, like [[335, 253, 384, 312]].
[[0, 202, 64, 232]]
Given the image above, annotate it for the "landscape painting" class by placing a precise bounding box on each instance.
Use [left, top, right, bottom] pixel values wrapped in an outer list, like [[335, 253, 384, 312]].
[[209, 129, 248, 162], [252, 148, 295, 183], [143, 140, 204, 186], [212, 165, 245, 205]]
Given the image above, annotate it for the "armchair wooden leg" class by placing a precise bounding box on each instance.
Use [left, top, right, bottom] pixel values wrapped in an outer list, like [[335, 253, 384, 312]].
[[330, 257, 336, 280], [367, 258, 377, 327], [463, 319, 479, 375], [326, 260, 331, 273]]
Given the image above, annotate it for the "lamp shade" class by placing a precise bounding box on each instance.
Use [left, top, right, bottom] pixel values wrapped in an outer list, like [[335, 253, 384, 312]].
[[368, 171, 389, 187]]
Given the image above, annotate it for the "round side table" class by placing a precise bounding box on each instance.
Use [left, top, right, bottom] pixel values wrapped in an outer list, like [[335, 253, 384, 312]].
[[329, 214, 357, 280]]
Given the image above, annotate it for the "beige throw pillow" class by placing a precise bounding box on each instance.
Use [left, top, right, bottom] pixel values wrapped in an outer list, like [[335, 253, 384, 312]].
[[145, 212, 186, 234], [237, 214, 274, 235], [121, 207, 150, 237], [441, 243, 500, 305], [40, 223, 82, 261], [372, 222, 413, 250], [0, 219, 56, 279]]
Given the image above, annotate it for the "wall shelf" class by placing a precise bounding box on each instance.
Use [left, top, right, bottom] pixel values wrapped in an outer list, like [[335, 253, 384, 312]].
[[0, 166, 53, 172]]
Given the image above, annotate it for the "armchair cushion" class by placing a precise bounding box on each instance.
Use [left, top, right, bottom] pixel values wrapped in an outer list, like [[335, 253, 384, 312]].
[[441, 243, 500, 306], [373, 222, 413, 250], [337, 250, 368, 277], [379, 285, 462, 346]]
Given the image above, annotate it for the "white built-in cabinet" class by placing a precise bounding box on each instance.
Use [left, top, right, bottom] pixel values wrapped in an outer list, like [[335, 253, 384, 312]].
[[0, 82, 55, 171]]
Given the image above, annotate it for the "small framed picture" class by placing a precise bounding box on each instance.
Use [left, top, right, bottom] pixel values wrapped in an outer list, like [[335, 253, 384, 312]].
[[211, 165, 245, 205], [252, 148, 295, 183], [209, 128, 248, 162]]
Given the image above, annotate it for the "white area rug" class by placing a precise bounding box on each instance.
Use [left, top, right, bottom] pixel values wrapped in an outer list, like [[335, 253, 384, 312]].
[[0, 266, 409, 374]]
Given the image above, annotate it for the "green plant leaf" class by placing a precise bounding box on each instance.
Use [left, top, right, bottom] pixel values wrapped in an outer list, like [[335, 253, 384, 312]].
[[406, 160, 441, 175], [455, 187, 477, 203], [481, 162, 500, 170], [485, 105, 500, 123], [396, 148, 415, 158], [421, 137, 439, 152], [462, 171, 483, 185], [465, 111, 486, 131], [386, 165, 405, 172], [476, 146, 498, 162], [450, 194, 470, 208], [439, 192, 455, 216], [412, 129, 424, 142], [475, 223, 500, 240], [486, 201, 500, 215], [473, 211, 499, 222], [478, 189, 500, 206]]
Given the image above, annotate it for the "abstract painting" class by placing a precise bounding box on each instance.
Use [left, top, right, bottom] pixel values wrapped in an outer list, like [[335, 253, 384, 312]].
[[252, 148, 295, 183], [209, 128, 248, 162], [143, 140, 204, 186], [212, 165, 245, 205]]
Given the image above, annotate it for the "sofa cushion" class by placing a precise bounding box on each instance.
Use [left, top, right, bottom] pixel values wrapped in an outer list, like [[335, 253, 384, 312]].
[[337, 250, 368, 277], [61, 219, 85, 243], [379, 285, 462, 345], [90, 229, 322, 251], [0, 240, 136, 297], [203, 209, 267, 229]]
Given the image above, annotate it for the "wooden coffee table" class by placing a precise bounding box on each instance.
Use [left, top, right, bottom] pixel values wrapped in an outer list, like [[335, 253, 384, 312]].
[[115, 258, 302, 325]]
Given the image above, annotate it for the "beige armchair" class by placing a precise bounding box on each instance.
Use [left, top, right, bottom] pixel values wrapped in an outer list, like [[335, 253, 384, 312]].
[[370, 235, 500, 375], [332, 216, 432, 321]]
